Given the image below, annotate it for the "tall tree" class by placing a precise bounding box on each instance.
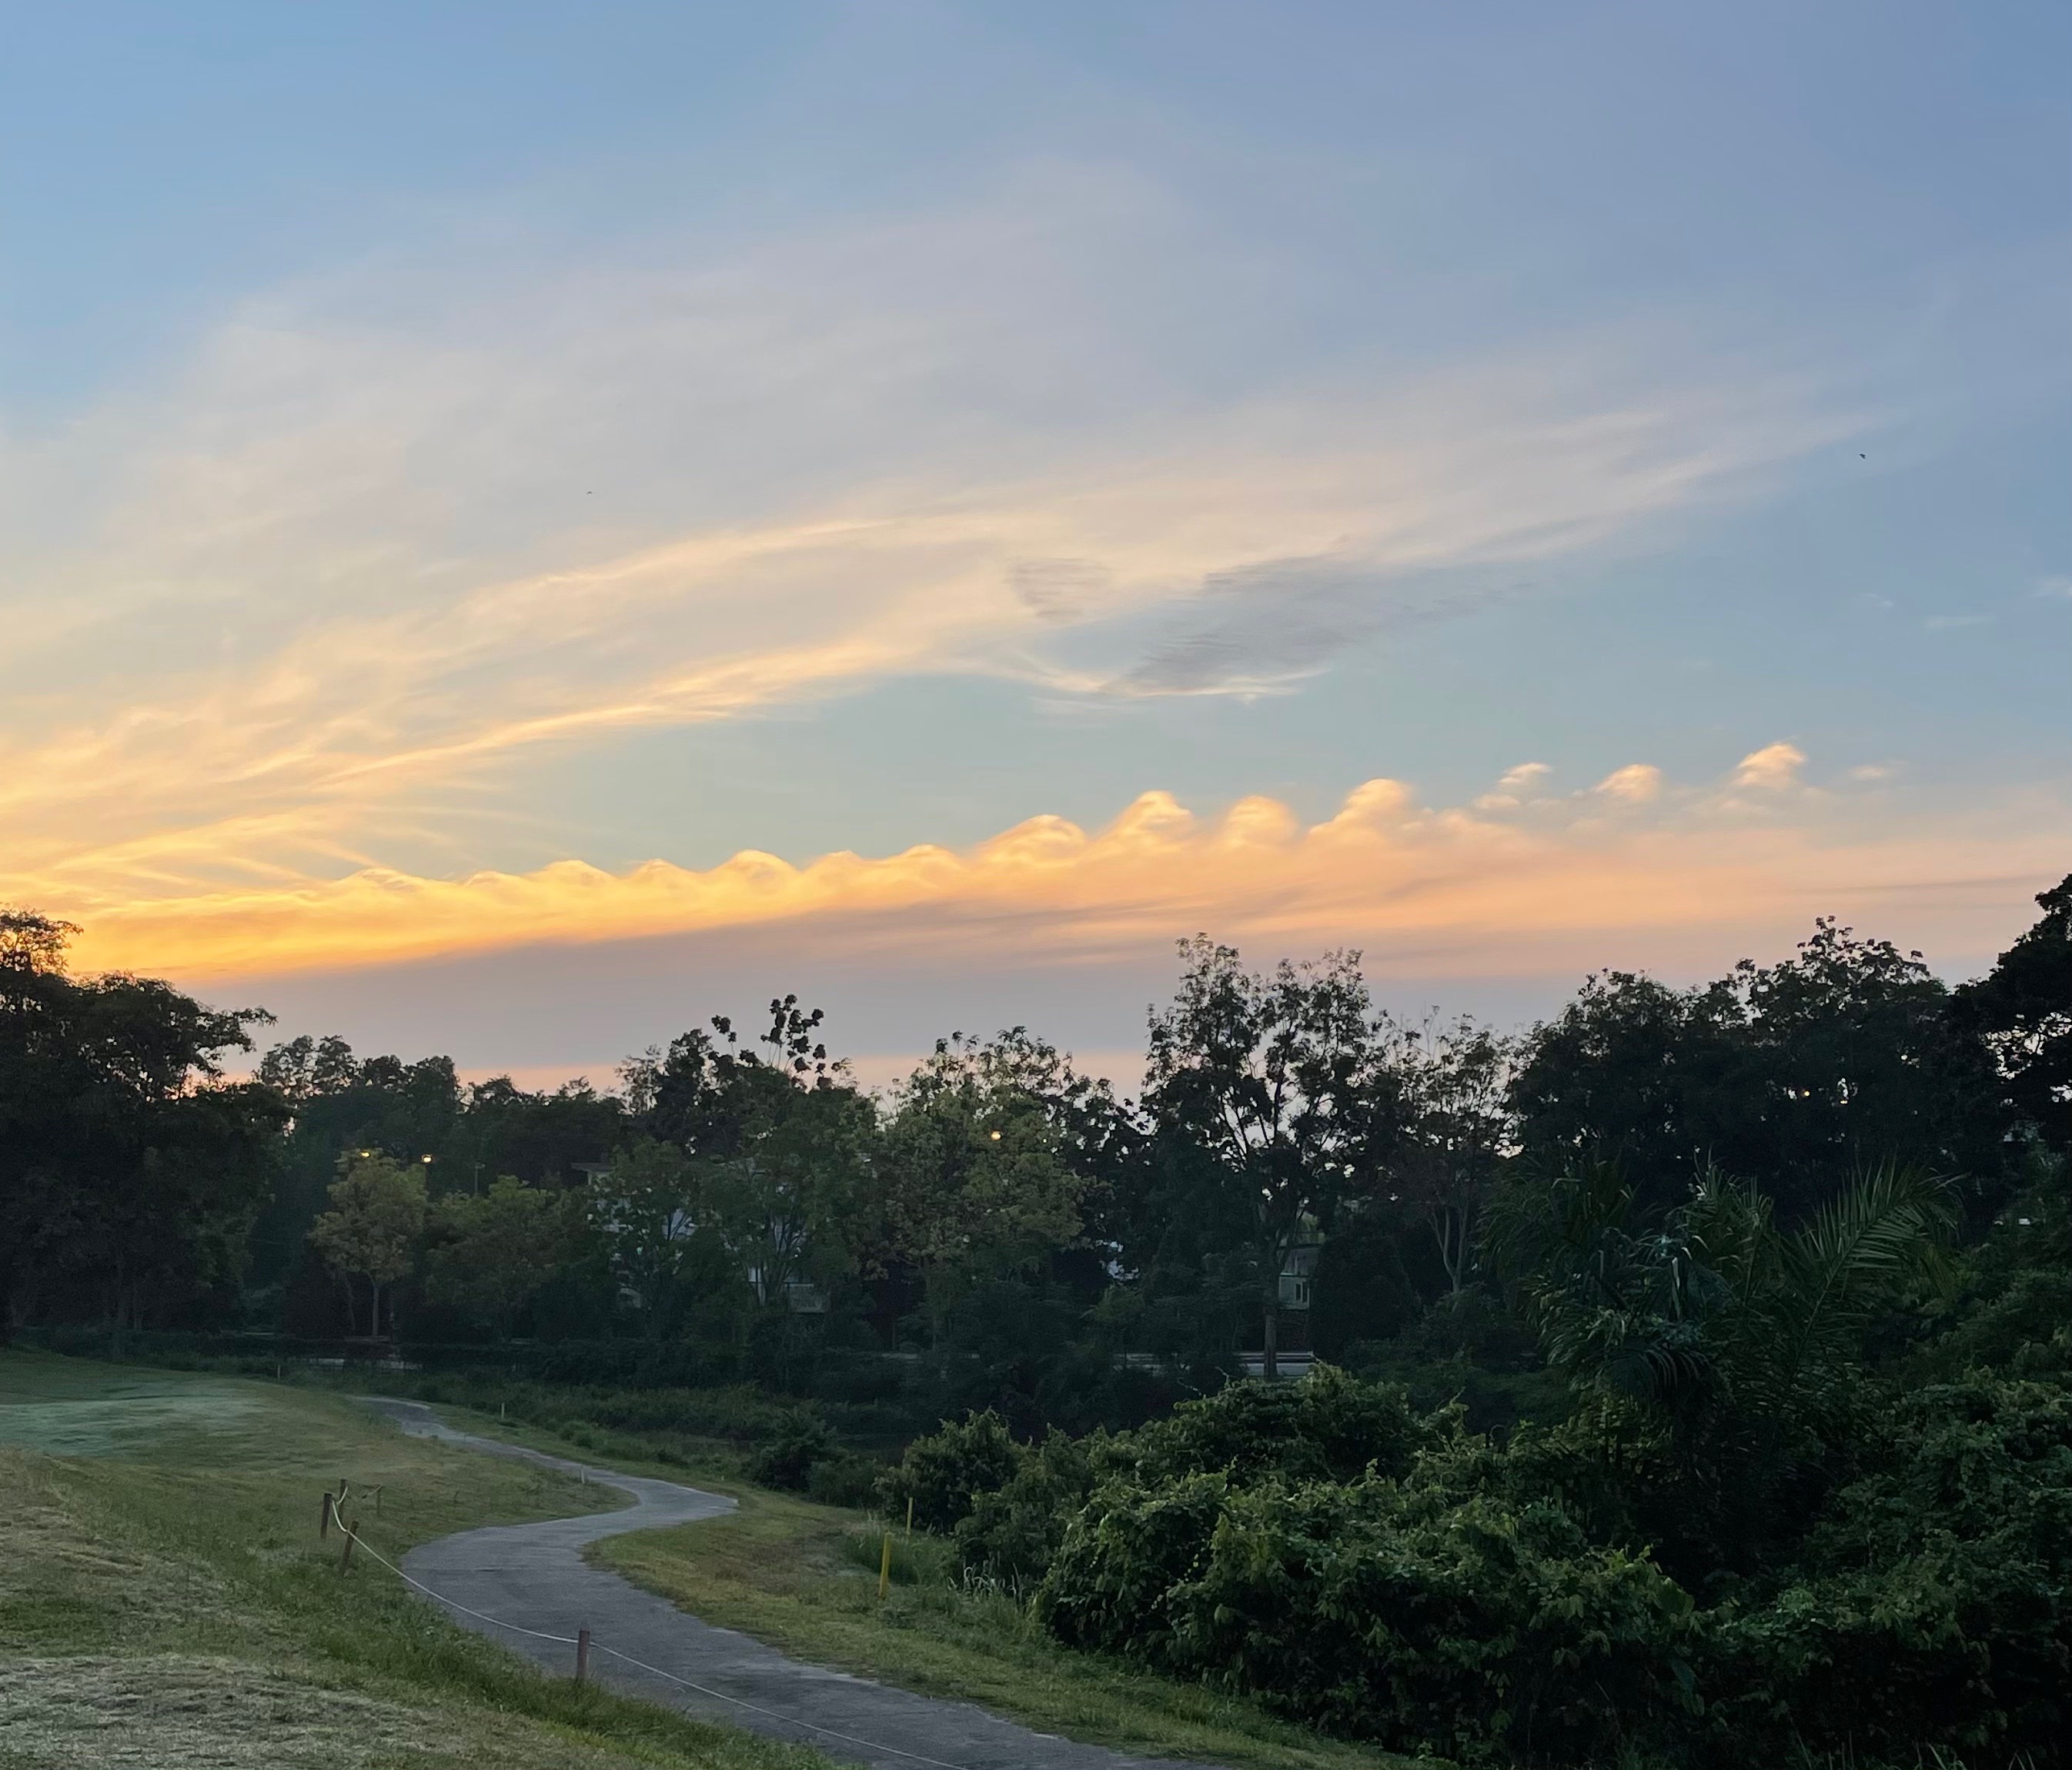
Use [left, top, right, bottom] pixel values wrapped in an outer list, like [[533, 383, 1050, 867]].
[[422, 1175, 590, 1338], [309, 1154, 427, 1337], [0, 910, 281, 1333], [618, 994, 874, 1328], [880, 1032, 1088, 1334], [1508, 970, 1751, 1203], [1738, 920, 1999, 1216], [1955, 871, 2072, 1155], [1144, 937, 1389, 1377], [249, 1037, 462, 1298], [585, 1137, 724, 1332], [1374, 1010, 1515, 1301]]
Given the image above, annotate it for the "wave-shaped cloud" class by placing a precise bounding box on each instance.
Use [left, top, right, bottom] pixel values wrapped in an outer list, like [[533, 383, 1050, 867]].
[[0, 167, 1856, 920], [59, 749, 2067, 986]]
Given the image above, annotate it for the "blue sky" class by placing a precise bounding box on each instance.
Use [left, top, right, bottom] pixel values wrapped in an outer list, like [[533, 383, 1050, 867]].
[[4, 2, 2068, 1080]]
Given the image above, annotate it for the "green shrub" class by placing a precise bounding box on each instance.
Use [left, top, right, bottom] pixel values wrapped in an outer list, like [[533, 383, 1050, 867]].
[[1035, 1471, 1233, 1668], [1696, 1374, 2072, 1768], [877, 1408, 1025, 1534], [954, 1431, 1098, 1584], [1101, 1363, 1429, 1489], [1040, 1471, 1694, 1764], [748, 1418, 839, 1491], [884, 1368, 1426, 1579]]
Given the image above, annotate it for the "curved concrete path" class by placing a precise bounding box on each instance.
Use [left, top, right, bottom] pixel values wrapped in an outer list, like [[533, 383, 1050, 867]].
[[364, 1400, 1224, 1770]]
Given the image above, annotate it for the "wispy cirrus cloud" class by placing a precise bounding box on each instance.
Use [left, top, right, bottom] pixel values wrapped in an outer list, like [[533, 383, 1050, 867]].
[[1, 165, 1866, 938]]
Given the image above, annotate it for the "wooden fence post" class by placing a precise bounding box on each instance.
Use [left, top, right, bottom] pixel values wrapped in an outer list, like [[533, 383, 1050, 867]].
[[319, 1491, 333, 1538], [339, 1518, 359, 1572], [576, 1628, 591, 1684]]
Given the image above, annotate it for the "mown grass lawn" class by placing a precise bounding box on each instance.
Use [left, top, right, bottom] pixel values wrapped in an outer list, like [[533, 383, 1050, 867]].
[[0, 1351, 825, 1770], [419, 1408, 1416, 1770]]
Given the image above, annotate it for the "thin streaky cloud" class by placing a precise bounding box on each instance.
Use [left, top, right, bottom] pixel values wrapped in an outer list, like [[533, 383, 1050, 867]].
[[1, 316, 1854, 912]]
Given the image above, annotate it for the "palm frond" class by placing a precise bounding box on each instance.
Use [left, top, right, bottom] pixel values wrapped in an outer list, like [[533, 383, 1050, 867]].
[[1758, 1161, 1955, 1405]]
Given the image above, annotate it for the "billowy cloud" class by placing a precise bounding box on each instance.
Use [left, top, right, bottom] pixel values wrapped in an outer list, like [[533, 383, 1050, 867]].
[[0, 165, 1862, 915], [53, 749, 2068, 990]]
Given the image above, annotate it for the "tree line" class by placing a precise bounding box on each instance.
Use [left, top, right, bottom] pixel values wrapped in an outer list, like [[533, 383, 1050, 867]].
[[4, 882, 2066, 1436]]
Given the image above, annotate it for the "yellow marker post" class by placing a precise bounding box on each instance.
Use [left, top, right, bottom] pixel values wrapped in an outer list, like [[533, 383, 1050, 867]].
[[877, 1531, 893, 1601]]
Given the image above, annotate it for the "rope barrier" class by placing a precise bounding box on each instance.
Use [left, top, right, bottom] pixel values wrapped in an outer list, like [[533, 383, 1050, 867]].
[[340, 1528, 580, 1645], [338, 1524, 971, 1769]]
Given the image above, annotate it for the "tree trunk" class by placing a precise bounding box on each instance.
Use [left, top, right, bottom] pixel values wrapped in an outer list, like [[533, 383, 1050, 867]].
[[369, 1281, 383, 1341], [1262, 1292, 1280, 1381]]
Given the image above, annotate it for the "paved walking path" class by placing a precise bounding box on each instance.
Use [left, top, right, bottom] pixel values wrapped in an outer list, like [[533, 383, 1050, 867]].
[[364, 1399, 1223, 1770]]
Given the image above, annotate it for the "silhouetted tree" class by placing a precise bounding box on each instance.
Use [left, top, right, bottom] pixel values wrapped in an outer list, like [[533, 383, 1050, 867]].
[[1144, 937, 1392, 1376], [1957, 871, 2072, 1154], [0, 910, 282, 1333]]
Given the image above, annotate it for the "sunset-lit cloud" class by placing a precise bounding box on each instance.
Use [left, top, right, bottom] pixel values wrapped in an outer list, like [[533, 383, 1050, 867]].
[[55, 749, 2067, 995], [7, 55, 2067, 1081], [0, 164, 1864, 927]]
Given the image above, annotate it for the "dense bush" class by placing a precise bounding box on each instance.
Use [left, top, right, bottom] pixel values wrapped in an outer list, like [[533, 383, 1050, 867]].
[[877, 1408, 1025, 1533], [748, 1417, 840, 1491], [1100, 1360, 1432, 1489], [1018, 1361, 2072, 1768], [1696, 1374, 2072, 1768], [1040, 1470, 1695, 1765], [898, 1367, 1437, 1584], [954, 1429, 1098, 1585], [1034, 1471, 1233, 1667]]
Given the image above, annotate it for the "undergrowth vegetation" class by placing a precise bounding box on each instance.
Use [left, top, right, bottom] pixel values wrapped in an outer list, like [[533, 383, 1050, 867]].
[[871, 1160, 2072, 1770]]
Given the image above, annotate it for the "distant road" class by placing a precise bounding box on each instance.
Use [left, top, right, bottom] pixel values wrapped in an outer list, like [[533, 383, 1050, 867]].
[[366, 1399, 1226, 1770]]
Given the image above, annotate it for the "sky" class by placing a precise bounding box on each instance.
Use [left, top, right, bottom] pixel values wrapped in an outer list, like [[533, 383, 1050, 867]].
[[5, 1, 2070, 1087]]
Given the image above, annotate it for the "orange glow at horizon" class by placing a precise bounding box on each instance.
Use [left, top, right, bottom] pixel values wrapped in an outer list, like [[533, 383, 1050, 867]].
[[45, 753, 2069, 988]]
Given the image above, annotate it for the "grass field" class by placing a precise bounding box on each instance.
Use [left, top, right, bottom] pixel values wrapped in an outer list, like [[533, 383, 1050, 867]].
[[408, 1408, 1411, 1770], [0, 1351, 826, 1770]]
